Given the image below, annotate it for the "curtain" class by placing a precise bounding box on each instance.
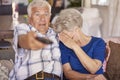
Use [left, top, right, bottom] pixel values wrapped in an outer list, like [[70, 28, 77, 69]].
[[91, 0, 109, 6], [108, 0, 120, 37]]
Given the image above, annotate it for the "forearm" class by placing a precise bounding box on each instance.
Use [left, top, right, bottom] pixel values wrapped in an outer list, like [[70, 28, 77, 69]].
[[64, 70, 96, 80], [73, 45, 102, 74]]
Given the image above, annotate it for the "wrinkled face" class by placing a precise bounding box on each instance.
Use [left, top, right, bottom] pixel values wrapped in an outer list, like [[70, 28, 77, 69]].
[[29, 6, 51, 34], [63, 28, 79, 42], [62, 30, 75, 39]]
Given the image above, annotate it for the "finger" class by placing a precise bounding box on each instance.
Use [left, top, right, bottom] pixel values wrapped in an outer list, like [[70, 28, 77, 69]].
[[59, 32, 72, 41], [61, 32, 71, 38], [94, 75, 106, 80], [58, 33, 67, 41], [60, 35, 69, 43], [100, 75, 107, 80]]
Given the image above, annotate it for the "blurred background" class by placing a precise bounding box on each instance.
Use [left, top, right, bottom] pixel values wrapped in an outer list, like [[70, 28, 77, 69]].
[[0, 0, 120, 38]]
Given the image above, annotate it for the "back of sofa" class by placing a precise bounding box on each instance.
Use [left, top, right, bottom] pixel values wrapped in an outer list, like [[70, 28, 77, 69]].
[[103, 37, 120, 80], [103, 37, 120, 43]]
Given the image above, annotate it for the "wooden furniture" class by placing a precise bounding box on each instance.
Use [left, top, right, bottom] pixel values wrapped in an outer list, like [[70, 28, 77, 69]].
[[0, 30, 13, 39], [0, 30, 13, 49]]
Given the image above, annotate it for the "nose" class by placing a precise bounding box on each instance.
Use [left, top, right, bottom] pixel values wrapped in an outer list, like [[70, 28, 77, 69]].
[[39, 15, 46, 22]]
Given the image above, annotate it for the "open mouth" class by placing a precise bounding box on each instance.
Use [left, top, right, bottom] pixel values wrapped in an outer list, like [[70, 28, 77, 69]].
[[39, 24, 46, 27]]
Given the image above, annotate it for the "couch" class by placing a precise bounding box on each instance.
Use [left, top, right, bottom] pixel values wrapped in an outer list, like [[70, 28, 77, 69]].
[[103, 37, 120, 80], [0, 46, 14, 80], [0, 37, 120, 80]]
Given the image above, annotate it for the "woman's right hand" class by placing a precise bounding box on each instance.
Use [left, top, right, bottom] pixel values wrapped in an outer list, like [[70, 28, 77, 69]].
[[58, 31, 78, 50]]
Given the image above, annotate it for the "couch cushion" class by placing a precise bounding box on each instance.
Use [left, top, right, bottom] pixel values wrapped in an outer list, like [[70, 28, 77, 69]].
[[0, 60, 14, 72], [106, 41, 120, 80], [0, 59, 14, 80]]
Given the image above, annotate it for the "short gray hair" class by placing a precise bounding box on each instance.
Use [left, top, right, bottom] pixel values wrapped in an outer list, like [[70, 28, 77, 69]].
[[54, 8, 83, 33], [27, 0, 51, 17]]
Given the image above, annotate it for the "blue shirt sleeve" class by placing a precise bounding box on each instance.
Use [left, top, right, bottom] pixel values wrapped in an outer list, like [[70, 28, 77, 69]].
[[59, 42, 70, 65], [93, 38, 106, 63]]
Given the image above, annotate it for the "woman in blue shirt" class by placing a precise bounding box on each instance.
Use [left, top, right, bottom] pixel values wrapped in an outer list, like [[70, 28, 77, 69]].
[[53, 8, 106, 80]]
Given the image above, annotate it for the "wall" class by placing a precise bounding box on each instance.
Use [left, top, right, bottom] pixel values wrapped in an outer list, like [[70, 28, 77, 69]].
[[65, 0, 109, 37], [0, 0, 109, 38], [0, 15, 26, 30], [0, 15, 12, 30], [92, 5, 109, 38]]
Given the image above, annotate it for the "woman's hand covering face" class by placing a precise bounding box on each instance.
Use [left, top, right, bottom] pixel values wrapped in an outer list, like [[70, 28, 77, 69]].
[[58, 31, 77, 49]]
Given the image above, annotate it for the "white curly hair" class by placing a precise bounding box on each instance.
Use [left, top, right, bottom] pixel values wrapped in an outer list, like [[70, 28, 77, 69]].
[[54, 8, 83, 33], [27, 0, 51, 17]]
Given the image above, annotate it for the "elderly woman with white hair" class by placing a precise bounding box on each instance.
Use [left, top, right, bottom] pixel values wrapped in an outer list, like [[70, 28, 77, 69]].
[[54, 8, 106, 80]]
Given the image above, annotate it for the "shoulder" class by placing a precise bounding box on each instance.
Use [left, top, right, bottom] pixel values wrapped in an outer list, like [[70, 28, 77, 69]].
[[47, 27, 58, 37], [16, 23, 28, 27], [48, 27, 56, 34], [15, 23, 30, 31], [92, 37, 105, 43], [14, 23, 30, 35], [92, 36, 106, 46], [59, 41, 68, 49]]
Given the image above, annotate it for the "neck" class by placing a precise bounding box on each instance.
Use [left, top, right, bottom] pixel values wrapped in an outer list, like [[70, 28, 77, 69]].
[[76, 29, 91, 47]]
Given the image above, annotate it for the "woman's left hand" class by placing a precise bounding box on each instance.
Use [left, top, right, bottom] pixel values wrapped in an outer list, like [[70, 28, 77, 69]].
[[89, 74, 107, 80], [58, 32, 77, 49]]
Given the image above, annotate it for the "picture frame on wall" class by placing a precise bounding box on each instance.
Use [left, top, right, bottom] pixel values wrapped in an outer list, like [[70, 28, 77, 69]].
[[1, 0, 12, 5], [0, 0, 27, 15], [0, 0, 12, 15]]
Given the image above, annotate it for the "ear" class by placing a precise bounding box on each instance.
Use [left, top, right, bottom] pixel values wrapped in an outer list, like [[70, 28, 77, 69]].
[[28, 17, 32, 24], [49, 13, 52, 20]]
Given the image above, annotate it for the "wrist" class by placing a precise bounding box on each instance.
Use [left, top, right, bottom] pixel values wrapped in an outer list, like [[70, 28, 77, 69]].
[[86, 74, 96, 79], [72, 44, 80, 51]]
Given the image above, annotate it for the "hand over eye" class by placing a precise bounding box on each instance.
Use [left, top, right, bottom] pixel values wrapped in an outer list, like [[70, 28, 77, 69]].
[[58, 32, 77, 49]]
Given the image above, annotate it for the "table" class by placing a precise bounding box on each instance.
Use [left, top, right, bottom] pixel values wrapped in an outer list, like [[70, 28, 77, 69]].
[[0, 30, 13, 39], [0, 30, 13, 49]]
